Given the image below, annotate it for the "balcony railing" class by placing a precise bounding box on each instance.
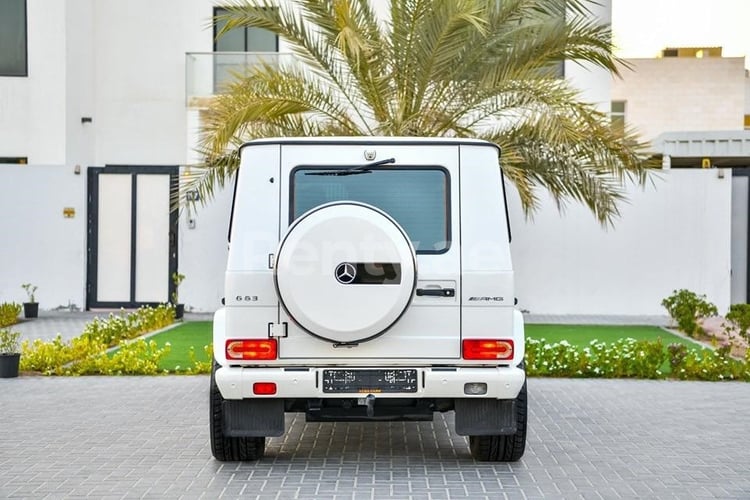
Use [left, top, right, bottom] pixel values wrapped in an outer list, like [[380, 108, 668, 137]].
[[185, 52, 295, 107]]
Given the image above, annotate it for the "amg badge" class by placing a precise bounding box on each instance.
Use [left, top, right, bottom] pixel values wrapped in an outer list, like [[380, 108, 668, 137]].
[[468, 296, 504, 302]]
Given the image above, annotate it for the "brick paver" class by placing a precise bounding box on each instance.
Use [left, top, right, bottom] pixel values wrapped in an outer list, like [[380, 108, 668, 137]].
[[1, 377, 748, 499]]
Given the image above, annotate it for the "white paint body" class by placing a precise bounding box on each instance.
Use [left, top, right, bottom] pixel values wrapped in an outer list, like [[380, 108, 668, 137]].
[[215, 137, 525, 400]]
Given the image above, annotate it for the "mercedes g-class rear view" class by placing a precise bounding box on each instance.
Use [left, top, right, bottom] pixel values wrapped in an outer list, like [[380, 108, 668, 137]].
[[211, 137, 526, 462]]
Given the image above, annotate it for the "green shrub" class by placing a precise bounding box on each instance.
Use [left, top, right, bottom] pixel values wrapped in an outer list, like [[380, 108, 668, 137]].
[[20, 304, 175, 375], [526, 337, 668, 379], [171, 272, 185, 305], [669, 345, 750, 381], [667, 343, 688, 371], [183, 344, 213, 374], [0, 328, 21, 354], [21, 283, 37, 303], [80, 304, 175, 347], [527, 337, 750, 382], [661, 289, 718, 337], [0, 302, 22, 328], [725, 303, 750, 342], [20, 334, 106, 374], [65, 339, 171, 376]]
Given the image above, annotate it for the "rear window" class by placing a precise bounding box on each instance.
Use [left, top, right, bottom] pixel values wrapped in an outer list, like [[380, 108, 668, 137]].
[[291, 167, 450, 253]]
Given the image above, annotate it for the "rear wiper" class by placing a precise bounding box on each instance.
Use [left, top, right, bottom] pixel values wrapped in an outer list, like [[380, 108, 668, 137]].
[[305, 158, 396, 176]]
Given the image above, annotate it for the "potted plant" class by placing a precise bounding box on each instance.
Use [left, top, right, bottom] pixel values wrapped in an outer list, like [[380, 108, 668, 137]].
[[21, 283, 38, 319], [0, 329, 21, 378], [171, 272, 185, 319]]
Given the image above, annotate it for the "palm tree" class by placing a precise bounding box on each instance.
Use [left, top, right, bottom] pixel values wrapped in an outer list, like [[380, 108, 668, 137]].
[[193, 0, 651, 224]]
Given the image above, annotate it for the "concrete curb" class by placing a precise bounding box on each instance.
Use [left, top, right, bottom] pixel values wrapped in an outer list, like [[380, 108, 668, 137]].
[[659, 326, 714, 351], [104, 321, 184, 354]]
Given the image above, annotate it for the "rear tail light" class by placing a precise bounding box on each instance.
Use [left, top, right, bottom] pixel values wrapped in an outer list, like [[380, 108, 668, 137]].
[[226, 339, 277, 360], [462, 339, 514, 360], [253, 382, 277, 395]]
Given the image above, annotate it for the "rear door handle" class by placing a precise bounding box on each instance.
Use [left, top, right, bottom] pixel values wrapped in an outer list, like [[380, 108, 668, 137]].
[[416, 288, 455, 297]]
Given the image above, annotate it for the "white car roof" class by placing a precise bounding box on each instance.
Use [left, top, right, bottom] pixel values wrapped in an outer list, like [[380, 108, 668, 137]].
[[240, 136, 499, 152]]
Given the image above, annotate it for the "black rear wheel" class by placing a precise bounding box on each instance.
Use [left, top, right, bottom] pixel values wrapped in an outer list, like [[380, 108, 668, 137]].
[[209, 362, 265, 461], [468, 380, 527, 462]]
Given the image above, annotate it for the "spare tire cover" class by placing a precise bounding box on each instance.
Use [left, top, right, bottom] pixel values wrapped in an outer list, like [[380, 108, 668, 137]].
[[275, 202, 417, 344]]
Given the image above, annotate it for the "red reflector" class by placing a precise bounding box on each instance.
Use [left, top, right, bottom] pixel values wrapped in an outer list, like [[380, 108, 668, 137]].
[[253, 382, 277, 395], [225, 339, 277, 360], [462, 339, 514, 360]]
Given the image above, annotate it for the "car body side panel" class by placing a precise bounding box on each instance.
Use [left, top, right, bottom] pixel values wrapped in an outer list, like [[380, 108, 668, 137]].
[[459, 145, 522, 364]]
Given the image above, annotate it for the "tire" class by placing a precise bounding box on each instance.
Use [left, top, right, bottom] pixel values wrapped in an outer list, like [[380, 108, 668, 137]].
[[209, 362, 265, 461], [468, 380, 527, 462]]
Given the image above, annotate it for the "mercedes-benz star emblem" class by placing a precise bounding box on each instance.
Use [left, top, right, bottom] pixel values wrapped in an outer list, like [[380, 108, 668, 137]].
[[335, 262, 357, 284]]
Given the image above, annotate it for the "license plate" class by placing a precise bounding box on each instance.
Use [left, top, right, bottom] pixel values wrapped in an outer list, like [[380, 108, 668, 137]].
[[322, 369, 418, 393]]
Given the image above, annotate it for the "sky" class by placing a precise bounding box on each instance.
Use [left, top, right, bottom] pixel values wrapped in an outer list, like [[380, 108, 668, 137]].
[[611, 0, 750, 68]]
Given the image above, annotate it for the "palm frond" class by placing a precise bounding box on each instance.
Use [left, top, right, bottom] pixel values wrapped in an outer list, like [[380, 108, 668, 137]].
[[482, 104, 651, 225], [201, 62, 366, 155], [215, 0, 375, 129], [191, 0, 654, 226]]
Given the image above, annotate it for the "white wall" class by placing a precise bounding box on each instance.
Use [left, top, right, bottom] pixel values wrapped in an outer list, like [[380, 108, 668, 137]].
[[177, 171, 233, 313], [90, 0, 199, 165], [0, 165, 87, 308], [564, 0, 612, 110], [65, 0, 96, 169], [731, 176, 748, 303], [508, 169, 733, 316], [0, 0, 67, 164]]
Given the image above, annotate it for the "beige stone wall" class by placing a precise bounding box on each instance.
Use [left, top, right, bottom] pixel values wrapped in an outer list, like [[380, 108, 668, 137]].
[[611, 57, 746, 142]]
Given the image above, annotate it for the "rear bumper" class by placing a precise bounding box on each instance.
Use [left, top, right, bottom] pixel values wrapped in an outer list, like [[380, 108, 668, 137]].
[[215, 365, 525, 401]]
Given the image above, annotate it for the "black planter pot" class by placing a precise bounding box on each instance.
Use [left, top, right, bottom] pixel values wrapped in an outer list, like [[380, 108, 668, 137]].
[[0, 353, 21, 378], [23, 302, 38, 319], [175, 304, 185, 320]]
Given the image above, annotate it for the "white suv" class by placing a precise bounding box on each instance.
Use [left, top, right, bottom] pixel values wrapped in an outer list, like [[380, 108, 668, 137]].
[[211, 137, 526, 462]]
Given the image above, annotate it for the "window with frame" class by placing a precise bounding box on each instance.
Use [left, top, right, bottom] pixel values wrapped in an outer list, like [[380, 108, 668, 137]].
[[213, 7, 278, 92], [291, 167, 450, 254], [0, 0, 27, 77], [611, 101, 626, 135]]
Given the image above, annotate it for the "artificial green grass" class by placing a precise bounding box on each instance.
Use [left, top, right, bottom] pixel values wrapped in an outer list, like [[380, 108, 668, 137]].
[[147, 321, 212, 371], [526, 324, 703, 350]]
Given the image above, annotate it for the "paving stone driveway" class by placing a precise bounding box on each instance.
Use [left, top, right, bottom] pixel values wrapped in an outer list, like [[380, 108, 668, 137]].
[[1, 377, 748, 499]]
